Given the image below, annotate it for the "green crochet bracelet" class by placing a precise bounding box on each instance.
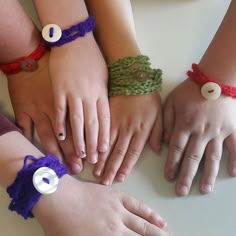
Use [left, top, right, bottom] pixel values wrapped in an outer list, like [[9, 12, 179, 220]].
[[108, 55, 162, 97]]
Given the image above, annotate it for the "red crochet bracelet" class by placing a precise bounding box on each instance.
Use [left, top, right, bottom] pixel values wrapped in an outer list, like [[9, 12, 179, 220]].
[[0, 41, 47, 75], [187, 63, 236, 100]]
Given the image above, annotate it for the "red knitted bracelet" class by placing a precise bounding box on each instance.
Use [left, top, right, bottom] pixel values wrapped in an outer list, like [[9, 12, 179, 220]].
[[0, 41, 47, 75], [187, 63, 236, 100]]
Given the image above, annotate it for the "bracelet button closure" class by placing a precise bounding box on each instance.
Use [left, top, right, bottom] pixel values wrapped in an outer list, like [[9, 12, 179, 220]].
[[33, 167, 59, 195], [133, 71, 150, 82], [42, 24, 62, 43], [201, 82, 222, 100]]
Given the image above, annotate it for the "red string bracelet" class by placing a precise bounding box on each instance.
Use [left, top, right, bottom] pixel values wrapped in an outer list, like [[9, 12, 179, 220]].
[[187, 63, 236, 100], [0, 41, 47, 75]]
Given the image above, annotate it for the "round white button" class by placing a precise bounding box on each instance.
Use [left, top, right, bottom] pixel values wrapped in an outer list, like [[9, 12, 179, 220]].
[[42, 24, 62, 43], [33, 167, 59, 195], [201, 82, 221, 100]]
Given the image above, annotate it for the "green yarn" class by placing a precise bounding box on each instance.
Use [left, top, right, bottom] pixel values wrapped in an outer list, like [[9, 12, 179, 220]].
[[108, 55, 162, 97]]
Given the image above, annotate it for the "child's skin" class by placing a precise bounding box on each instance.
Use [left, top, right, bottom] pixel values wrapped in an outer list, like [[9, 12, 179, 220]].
[[33, 0, 110, 164], [0, 0, 83, 172], [164, 0, 236, 196], [0, 129, 170, 236], [85, 0, 163, 185]]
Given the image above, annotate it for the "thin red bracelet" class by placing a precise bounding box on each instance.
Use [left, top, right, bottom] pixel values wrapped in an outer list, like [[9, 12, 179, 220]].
[[0, 41, 47, 75], [187, 63, 236, 98]]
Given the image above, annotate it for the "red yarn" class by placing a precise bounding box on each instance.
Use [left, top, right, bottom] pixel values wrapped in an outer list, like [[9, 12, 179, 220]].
[[187, 63, 236, 98], [0, 41, 46, 75]]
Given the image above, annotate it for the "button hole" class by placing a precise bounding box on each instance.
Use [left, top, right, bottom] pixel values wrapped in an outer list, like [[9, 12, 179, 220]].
[[43, 177, 50, 184], [49, 27, 54, 38]]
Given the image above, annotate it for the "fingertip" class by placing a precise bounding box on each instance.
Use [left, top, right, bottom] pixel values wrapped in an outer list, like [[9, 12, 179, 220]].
[[70, 162, 83, 174], [98, 142, 109, 153]]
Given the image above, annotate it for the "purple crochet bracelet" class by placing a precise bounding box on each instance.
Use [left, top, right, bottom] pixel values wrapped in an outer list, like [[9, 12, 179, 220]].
[[44, 16, 95, 47], [7, 154, 67, 219]]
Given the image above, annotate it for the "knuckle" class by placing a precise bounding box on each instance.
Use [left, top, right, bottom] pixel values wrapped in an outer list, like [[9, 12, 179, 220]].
[[55, 105, 65, 114], [113, 147, 125, 157], [70, 112, 83, 123], [185, 152, 201, 163], [100, 113, 110, 123], [143, 222, 151, 236], [207, 153, 221, 162], [170, 144, 184, 155], [126, 147, 140, 160], [106, 167, 118, 177], [87, 117, 98, 127]]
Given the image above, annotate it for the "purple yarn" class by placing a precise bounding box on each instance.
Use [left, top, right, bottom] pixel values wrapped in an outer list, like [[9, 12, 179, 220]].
[[45, 16, 95, 47], [7, 154, 67, 219]]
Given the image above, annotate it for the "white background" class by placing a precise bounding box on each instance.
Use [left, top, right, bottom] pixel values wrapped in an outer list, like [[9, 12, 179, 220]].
[[0, 1, 235, 235]]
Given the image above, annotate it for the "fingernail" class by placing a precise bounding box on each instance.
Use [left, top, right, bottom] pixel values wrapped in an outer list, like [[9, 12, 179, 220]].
[[72, 163, 82, 173], [102, 179, 110, 186], [167, 172, 176, 180], [201, 184, 212, 194], [177, 185, 189, 196], [231, 167, 236, 176], [116, 173, 126, 182], [158, 220, 167, 229], [94, 169, 102, 177], [99, 143, 108, 152], [90, 153, 98, 164], [80, 150, 86, 158], [58, 132, 65, 141]]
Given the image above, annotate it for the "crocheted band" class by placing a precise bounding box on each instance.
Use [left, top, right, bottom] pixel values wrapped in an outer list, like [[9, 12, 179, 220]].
[[0, 41, 47, 75], [7, 155, 67, 219], [108, 55, 162, 97], [187, 63, 236, 98], [42, 16, 95, 47]]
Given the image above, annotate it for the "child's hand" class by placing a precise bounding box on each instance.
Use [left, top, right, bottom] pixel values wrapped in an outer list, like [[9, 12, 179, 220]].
[[164, 79, 236, 196], [93, 93, 163, 185], [34, 175, 169, 236], [49, 34, 110, 164], [7, 52, 83, 173]]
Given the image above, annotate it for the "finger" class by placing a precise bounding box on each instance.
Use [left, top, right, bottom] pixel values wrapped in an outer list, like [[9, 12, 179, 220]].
[[122, 229, 140, 236], [175, 135, 207, 196], [116, 131, 149, 183], [163, 97, 175, 144], [34, 114, 63, 160], [200, 138, 222, 194], [97, 97, 110, 153], [93, 130, 118, 178], [59, 129, 84, 174], [125, 214, 170, 236], [225, 133, 236, 177], [15, 112, 33, 142], [164, 131, 189, 181], [68, 98, 86, 158], [122, 195, 167, 229], [83, 101, 99, 164], [54, 94, 67, 141], [149, 109, 163, 152], [101, 130, 132, 186]]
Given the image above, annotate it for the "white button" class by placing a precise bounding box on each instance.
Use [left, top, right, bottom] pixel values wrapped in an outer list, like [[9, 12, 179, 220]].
[[42, 24, 62, 43], [201, 82, 221, 100], [33, 167, 59, 195]]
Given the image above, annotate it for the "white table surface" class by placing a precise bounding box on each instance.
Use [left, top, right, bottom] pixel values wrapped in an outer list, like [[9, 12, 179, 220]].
[[0, 1, 235, 235]]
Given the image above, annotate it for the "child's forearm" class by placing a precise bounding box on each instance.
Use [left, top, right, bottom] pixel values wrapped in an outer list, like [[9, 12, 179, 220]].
[[0, 0, 40, 63], [86, 0, 141, 63], [199, 0, 236, 85], [0, 132, 42, 188], [33, 0, 89, 27]]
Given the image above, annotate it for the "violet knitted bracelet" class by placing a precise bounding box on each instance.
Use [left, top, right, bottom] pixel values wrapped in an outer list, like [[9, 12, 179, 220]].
[[42, 16, 95, 47], [6, 154, 67, 219]]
